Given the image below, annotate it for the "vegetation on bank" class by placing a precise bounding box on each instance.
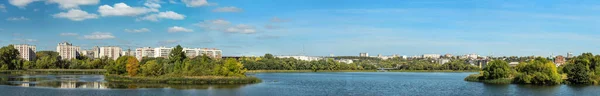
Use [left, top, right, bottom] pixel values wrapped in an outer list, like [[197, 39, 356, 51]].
[[248, 70, 478, 73], [466, 53, 600, 85], [242, 54, 480, 72]]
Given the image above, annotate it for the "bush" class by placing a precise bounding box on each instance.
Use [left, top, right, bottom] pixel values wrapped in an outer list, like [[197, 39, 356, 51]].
[[483, 60, 510, 80], [513, 58, 561, 85]]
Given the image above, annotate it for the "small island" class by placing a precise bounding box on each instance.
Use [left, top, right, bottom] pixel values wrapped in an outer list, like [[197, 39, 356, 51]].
[[465, 53, 600, 85]]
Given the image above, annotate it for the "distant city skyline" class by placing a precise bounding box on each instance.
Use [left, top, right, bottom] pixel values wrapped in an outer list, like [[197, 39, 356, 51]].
[[2, 0, 600, 56]]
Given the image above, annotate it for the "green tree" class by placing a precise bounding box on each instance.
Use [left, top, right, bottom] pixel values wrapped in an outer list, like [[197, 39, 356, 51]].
[[140, 60, 164, 76], [169, 45, 186, 73], [482, 60, 511, 80], [0, 45, 22, 70], [513, 58, 562, 85], [219, 58, 247, 77]]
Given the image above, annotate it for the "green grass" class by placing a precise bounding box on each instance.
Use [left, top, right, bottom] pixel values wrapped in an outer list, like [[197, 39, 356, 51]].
[[104, 75, 262, 85], [464, 74, 513, 84]]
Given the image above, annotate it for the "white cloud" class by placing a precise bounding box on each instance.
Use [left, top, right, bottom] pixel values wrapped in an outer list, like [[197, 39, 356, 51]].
[[53, 9, 98, 21], [13, 39, 37, 42], [9, 0, 38, 8], [213, 6, 243, 12], [144, 2, 161, 9], [47, 0, 99, 9], [181, 0, 209, 7], [83, 32, 116, 40], [158, 40, 180, 45], [124, 28, 151, 33], [224, 24, 257, 34], [195, 19, 257, 34], [168, 26, 193, 33], [195, 19, 230, 30], [6, 16, 29, 21], [60, 33, 78, 36], [0, 4, 6, 12], [138, 11, 185, 21], [98, 3, 158, 16]]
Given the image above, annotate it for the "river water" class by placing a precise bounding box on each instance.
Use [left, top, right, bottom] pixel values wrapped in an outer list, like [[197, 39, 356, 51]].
[[0, 72, 599, 96]]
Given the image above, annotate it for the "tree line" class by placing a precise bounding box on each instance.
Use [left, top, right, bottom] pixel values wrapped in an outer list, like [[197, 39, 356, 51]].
[[242, 54, 480, 71], [476, 53, 600, 85], [0, 45, 247, 77]]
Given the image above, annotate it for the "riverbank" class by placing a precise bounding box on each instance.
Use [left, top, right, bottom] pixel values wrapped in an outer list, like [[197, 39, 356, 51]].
[[0, 69, 106, 75], [104, 75, 262, 85], [247, 70, 479, 73]]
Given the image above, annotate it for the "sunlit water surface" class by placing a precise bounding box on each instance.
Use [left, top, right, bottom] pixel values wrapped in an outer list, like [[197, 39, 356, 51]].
[[0, 72, 599, 96]]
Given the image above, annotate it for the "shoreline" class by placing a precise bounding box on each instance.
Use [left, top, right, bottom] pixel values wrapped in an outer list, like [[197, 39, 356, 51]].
[[104, 75, 262, 85], [0, 69, 106, 75], [247, 70, 479, 73]]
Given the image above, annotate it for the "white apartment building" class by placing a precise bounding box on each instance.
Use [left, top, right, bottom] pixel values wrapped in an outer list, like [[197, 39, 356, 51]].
[[99, 46, 122, 60], [422, 54, 441, 59], [276, 56, 322, 61], [154, 47, 173, 58], [57, 42, 80, 60], [135, 47, 155, 60], [183, 48, 223, 59], [121, 49, 135, 56], [13, 44, 36, 61]]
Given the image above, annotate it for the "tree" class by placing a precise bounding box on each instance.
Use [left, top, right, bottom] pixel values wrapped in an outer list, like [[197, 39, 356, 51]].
[[218, 58, 247, 77], [169, 45, 186, 73], [126, 56, 140, 76], [140, 60, 163, 76], [264, 54, 274, 59], [482, 60, 510, 80], [513, 58, 562, 85], [0, 45, 22, 70], [106, 56, 127, 74]]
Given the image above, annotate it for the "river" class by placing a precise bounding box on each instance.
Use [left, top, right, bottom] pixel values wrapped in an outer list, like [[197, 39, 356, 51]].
[[0, 72, 599, 96]]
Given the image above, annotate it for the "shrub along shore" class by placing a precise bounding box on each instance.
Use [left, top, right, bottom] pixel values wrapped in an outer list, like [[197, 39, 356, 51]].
[[465, 53, 600, 85]]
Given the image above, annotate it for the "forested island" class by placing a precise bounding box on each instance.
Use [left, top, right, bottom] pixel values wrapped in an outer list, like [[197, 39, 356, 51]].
[[466, 53, 600, 85]]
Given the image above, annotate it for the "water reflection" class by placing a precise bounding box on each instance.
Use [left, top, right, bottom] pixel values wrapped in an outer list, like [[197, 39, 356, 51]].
[[0, 74, 247, 90]]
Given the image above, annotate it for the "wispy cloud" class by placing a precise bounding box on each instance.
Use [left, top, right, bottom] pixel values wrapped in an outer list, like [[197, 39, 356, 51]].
[[60, 33, 78, 36], [168, 26, 193, 33], [124, 28, 151, 33], [6, 16, 29, 21], [83, 32, 116, 40], [213, 6, 243, 12]]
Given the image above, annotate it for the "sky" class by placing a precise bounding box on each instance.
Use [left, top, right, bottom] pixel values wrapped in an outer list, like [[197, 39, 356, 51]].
[[1, 0, 600, 57]]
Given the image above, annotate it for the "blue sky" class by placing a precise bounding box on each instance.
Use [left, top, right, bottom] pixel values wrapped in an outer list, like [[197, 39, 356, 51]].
[[1, 0, 600, 56]]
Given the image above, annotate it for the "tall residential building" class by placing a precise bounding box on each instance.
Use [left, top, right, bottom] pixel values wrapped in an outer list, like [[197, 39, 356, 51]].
[[135, 47, 155, 60], [13, 44, 36, 61], [359, 53, 369, 57], [57, 42, 80, 60], [99, 46, 122, 60], [555, 55, 565, 67], [154, 47, 173, 58], [200, 48, 222, 59], [567, 52, 573, 58], [80, 50, 95, 59], [122, 49, 135, 56], [183, 48, 223, 59]]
